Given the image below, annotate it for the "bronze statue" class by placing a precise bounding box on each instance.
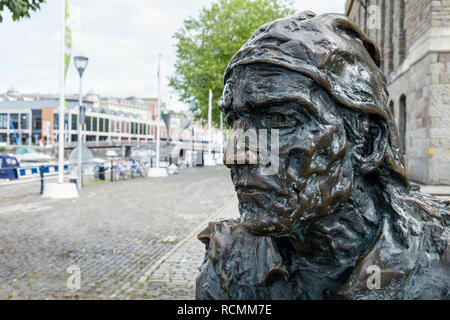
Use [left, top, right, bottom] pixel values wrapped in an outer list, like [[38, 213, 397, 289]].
[[196, 12, 449, 300]]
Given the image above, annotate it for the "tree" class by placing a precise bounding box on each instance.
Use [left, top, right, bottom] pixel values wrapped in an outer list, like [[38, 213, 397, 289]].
[[0, 0, 46, 23], [169, 0, 293, 125]]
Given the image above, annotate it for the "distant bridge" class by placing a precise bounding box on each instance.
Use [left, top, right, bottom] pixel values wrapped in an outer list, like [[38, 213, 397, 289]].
[[64, 139, 224, 155]]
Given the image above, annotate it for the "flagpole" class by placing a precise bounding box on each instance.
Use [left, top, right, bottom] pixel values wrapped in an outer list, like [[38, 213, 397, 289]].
[[156, 54, 161, 168], [220, 111, 224, 158], [208, 89, 212, 157], [57, 0, 66, 184], [42, 0, 77, 198]]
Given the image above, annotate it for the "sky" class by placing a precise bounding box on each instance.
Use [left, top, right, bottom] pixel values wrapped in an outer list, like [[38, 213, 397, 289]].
[[0, 0, 346, 112]]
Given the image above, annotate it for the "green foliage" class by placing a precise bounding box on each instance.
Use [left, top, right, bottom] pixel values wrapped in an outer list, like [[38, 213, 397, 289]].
[[0, 0, 46, 22], [169, 0, 293, 125]]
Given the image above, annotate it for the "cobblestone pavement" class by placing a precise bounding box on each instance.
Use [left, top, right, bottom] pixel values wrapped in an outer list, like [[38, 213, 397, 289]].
[[0, 166, 238, 300], [132, 199, 239, 300]]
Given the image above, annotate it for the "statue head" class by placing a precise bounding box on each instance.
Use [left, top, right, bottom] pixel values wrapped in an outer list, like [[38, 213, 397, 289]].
[[220, 12, 409, 237]]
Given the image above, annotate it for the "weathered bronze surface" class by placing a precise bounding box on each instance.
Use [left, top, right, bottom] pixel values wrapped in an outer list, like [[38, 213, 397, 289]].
[[196, 12, 450, 300]]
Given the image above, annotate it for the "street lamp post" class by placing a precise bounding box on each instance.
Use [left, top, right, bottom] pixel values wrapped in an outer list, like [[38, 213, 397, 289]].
[[74, 56, 88, 190]]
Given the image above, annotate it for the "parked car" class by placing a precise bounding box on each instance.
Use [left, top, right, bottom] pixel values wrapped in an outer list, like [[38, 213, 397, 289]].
[[0, 154, 20, 181]]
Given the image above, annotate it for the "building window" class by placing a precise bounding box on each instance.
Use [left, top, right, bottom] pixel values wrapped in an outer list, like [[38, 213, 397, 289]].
[[99, 118, 104, 132], [399, 95, 407, 154], [0, 133, 6, 142], [388, 0, 394, 72], [53, 114, 68, 130], [10, 113, 19, 130], [72, 114, 78, 130], [93, 117, 98, 132], [9, 133, 18, 145], [86, 116, 92, 131], [32, 109, 42, 130], [20, 114, 29, 130], [21, 133, 29, 145], [105, 119, 109, 133], [399, 0, 406, 64], [0, 113, 8, 129]]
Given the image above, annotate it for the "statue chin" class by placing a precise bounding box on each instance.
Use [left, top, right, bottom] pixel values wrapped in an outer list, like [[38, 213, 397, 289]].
[[238, 191, 294, 236]]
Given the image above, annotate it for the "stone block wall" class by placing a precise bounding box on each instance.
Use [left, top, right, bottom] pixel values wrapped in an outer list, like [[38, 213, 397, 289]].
[[345, 0, 450, 184]]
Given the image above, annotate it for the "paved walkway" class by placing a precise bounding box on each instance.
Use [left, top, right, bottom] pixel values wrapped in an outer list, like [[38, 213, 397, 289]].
[[419, 184, 450, 196], [0, 166, 238, 300], [118, 199, 239, 300]]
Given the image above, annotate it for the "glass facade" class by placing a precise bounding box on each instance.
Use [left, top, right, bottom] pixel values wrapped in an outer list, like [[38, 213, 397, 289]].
[[1, 106, 155, 145]]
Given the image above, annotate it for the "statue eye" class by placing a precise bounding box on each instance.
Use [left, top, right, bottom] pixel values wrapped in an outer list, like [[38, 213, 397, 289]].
[[268, 111, 296, 128]]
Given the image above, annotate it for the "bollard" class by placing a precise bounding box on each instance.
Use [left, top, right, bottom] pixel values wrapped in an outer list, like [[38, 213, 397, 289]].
[[99, 165, 105, 181], [40, 165, 44, 195], [110, 160, 114, 182]]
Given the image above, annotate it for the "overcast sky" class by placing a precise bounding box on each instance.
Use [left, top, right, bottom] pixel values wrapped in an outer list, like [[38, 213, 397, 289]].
[[0, 0, 345, 111]]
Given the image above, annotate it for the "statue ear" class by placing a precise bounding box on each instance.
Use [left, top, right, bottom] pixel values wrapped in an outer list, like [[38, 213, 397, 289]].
[[353, 117, 388, 174]]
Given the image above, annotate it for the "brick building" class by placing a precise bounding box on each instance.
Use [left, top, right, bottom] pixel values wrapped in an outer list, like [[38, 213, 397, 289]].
[[345, 0, 450, 184]]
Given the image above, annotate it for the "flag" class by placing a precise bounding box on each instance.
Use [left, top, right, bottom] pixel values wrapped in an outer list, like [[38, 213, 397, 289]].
[[64, 0, 72, 80]]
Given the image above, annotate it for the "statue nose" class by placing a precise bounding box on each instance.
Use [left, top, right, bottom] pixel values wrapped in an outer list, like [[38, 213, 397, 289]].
[[223, 119, 259, 168]]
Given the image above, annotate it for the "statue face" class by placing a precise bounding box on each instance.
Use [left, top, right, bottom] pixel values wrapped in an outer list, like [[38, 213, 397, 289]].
[[221, 65, 353, 236]]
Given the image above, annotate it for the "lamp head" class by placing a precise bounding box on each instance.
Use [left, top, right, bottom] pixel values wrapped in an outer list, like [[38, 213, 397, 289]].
[[74, 56, 89, 77]]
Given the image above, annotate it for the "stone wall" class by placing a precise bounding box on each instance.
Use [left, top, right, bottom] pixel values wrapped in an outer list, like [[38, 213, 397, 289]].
[[345, 0, 450, 184]]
